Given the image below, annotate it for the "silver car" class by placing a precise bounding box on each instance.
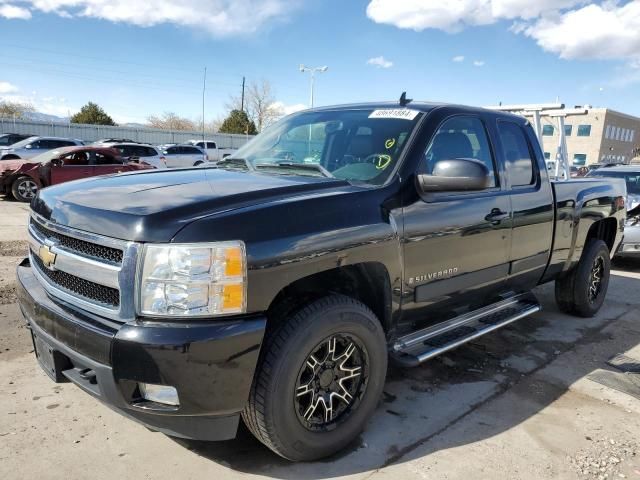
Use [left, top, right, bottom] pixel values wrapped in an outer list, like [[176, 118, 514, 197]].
[[0, 136, 83, 160], [94, 142, 167, 169], [588, 165, 640, 256], [160, 144, 207, 168]]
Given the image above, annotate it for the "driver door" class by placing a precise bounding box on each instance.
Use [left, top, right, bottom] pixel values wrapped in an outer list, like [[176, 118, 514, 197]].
[[50, 152, 93, 185], [401, 114, 512, 327]]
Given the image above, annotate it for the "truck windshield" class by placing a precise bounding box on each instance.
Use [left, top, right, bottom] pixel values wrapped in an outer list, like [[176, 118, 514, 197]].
[[589, 171, 640, 195], [223, 108, 422, 185]]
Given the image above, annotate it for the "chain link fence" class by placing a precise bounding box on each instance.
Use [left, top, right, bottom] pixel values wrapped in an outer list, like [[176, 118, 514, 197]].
[[0, 117, 253, 149]]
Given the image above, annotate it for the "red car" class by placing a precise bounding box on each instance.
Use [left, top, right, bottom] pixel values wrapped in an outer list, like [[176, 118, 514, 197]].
[[0, 146, 154, 202]]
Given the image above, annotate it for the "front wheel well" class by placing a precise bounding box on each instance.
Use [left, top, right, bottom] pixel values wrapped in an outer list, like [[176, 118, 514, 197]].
[[1, 154, 20, 160], [266, 263, 393, 335]]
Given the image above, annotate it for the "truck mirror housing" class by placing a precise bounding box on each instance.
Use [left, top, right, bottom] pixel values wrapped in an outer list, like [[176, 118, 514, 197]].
[[417, 158, 491, 192]]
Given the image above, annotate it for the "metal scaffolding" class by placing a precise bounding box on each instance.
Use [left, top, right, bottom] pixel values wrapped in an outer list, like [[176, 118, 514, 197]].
[[485, 103, 588, 181]]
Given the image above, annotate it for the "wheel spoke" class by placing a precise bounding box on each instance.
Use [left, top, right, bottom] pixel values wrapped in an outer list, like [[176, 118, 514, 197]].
[[295, 334, 368, 430], [306, 354, 321, 371]]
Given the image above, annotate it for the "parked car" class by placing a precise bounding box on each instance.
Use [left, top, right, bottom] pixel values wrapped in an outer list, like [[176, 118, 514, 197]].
[[18, 101, 625, 462], [0, 136, 83, 160], [93, 138, 137, 144], [587, 165, 640, 256], [0, 133, 32, 147], [0, 146, 153, 202], [160, 144, 207, 167], [95, 142, 166, 169], [187, 139, 236, 162]]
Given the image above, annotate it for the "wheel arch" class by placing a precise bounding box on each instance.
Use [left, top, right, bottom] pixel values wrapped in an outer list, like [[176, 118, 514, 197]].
[[584, 217, 617, 253], [266, 262, 393, 335]]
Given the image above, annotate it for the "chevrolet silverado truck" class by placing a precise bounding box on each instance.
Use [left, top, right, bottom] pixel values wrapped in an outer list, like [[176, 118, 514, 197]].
[[17, 101, 626, 462]]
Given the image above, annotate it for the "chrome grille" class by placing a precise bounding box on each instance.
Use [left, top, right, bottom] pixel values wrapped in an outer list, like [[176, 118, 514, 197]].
[[30, 219, 123, 265], [31, 253, 120, 307], [28, 213, 140, 322]]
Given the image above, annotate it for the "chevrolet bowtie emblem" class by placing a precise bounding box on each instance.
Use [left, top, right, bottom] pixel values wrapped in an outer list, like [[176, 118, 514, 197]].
[[38, 245, 57, 269]]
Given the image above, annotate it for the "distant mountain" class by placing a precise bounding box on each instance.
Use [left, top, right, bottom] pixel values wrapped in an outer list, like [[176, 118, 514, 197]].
[[24, 111, 69, 123]]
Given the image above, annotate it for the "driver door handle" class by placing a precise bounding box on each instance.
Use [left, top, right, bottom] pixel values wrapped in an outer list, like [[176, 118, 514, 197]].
[[485, 208, 510, 224]]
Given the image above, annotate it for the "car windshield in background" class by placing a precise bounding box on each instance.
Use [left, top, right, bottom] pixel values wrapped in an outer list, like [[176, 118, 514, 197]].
[[2, 137, 37, 149], [589, 171, 640, 195], [28, 148, 75, 163], [223, 108, 422, 185]]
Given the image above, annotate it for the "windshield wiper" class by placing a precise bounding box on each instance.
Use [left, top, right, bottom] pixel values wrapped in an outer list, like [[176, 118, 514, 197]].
[[215, 157, 254, 171], [254, 161, 334, 178]]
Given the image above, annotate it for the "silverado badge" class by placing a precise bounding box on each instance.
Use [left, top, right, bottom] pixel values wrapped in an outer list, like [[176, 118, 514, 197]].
[[38, 245, 57, 269]]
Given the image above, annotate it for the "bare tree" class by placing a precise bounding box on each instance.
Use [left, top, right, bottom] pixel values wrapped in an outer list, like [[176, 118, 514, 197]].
[[228, 79, 284, 132], [147, 112, 196, 131], [0, 100, 35, 119]]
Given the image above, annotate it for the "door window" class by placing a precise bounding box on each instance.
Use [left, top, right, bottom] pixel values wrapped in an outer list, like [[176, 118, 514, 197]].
[[497, 122, 536, 187], [61, 152, 89, 166], [94, 152, 121, 165], [424, 116, 497, 188]]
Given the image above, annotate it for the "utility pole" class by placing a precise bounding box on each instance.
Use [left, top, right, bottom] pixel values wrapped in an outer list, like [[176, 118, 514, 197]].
[[202, 67, 207, 143], [241, 76, 246, 112]]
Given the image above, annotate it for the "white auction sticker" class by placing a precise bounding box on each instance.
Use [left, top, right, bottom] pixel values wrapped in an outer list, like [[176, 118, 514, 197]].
[[368, 109, 420, 120]]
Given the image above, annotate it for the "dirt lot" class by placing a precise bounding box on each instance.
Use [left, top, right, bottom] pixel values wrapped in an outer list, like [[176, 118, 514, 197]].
[[1, 197, 640, 480]]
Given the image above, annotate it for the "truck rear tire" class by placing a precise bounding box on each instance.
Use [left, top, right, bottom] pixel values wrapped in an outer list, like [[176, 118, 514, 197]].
[[242, 294, 387, 461], [555, 239, 610, 318]]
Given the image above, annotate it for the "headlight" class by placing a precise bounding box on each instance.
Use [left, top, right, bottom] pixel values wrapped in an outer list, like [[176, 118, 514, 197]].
[[138, 242, 247, 317]]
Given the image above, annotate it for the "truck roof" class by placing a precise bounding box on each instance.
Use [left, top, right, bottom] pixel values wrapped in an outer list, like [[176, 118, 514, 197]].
[[308, 101, 525, 122]]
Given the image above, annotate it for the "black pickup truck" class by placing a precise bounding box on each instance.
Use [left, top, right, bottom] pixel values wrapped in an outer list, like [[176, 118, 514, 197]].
[[17, 101, 626, 461]]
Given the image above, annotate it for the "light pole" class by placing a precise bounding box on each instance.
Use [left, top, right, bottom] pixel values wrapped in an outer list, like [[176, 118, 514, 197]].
[[299, 64, 328, 108]]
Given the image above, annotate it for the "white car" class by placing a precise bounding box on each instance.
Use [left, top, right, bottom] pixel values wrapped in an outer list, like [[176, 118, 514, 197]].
[[0, 136, 83, 160], [96, 142, 167, 169], [160, 144, 207, 168], [187, 140, 236, 162]]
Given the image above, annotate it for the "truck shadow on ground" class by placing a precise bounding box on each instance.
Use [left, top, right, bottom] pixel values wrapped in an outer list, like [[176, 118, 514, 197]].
[[173, 266, 640, 479]]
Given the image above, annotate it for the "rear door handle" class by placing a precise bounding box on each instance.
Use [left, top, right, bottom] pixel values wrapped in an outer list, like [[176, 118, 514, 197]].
[[485, 208, 510, 224]]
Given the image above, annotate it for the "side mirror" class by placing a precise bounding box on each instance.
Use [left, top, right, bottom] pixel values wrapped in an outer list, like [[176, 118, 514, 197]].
[[50, 159, 62, 167], [417, 158, 491, 192], [25, 144, 32, 149]]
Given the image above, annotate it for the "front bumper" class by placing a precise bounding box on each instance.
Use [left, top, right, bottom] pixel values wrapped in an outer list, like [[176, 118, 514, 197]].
[[17, 259, 266, 441]]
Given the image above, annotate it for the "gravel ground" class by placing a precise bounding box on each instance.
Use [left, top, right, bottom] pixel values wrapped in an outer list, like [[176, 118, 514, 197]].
[[1, 198, 640, 480]]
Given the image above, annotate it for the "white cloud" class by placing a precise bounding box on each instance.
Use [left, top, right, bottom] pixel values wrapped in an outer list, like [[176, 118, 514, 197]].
[[0, 81, 19, 94], [366, 0, 494, 33], [366, 1, 640, 71], [491, 0, 583, 20], [473, 60, 485, 67], [452, 55, 465, 62], [270, 101, 307, 115], [521, 2, 640, 63], [0, 92, 76, 117], [0, 4, 32, 19], [367, 56, 393, 68], [0, 0, 294, 36]]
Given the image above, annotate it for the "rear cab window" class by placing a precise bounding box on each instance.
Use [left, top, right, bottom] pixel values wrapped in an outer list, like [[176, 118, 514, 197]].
[[496, 121, 537, 187]]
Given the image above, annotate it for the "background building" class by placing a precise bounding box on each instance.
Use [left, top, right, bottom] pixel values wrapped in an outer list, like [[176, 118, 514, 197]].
[[539, 107, 640, 167]]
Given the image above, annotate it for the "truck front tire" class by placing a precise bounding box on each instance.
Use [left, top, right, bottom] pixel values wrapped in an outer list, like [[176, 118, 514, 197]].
[[242, 294, 387, 461], [555, 239, 611, 317]]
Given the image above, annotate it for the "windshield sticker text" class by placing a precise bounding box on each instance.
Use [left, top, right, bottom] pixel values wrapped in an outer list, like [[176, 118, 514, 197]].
[[369, 109, 419, 121]]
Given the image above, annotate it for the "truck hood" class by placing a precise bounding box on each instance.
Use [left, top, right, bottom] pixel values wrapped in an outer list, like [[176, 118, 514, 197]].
[[31, 167, 351, 242]]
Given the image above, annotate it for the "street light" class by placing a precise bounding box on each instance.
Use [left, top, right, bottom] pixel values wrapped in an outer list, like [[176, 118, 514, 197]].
[[299, 64, 328, 108]]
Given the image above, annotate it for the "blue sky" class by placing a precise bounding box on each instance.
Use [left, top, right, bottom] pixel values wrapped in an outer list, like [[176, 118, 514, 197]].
[[1, 0, 639, 124]]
